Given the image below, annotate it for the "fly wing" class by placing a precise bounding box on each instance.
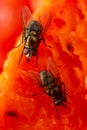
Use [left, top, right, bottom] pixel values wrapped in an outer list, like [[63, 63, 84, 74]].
[[47, 57, 62, 84], [39, 9, 52, 35], [28, 70, 41, 86], [13, 69, 43, 97], [14, 6, 32, 48], [21, 6, 33, 29], [18, 69, 41, 86]]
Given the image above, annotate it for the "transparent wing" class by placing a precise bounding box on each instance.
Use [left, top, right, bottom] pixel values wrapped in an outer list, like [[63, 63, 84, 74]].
[[27, 70, 41, 86], [39, 9, 52, 35], [21, 5, 32, 29], [18, 69, 40, 86], [47, 57, 61, 84], [13, 69, 42, 97], [14, 6, 33, 48]]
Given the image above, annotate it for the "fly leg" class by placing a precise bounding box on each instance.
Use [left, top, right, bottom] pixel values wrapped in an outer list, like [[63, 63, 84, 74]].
[[61, 102, 66, 108], [40, 38, 51, 48], [14, 42, 23, 48], [61, 82, 72, 97], [18, 48, 24, 65], [31, 91, 44, 97], [36, 50, 38, 67], [54, 104, 60, 119], [65, 92, 72, 98], [14, 34, 24, 48], [61, 82, 72, 105]]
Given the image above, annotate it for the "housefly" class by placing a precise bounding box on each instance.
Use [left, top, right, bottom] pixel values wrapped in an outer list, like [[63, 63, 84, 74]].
[[26, 58, 71, 118], [15, 6, 51, 66], [39, 70, 67, 107]]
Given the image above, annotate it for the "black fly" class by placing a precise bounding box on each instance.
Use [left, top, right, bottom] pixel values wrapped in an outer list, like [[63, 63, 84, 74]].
[[39, 70, 67, 108], [25, 58, 71, 118], [39, 59, 72, 118], [15, 6, 51, 66]]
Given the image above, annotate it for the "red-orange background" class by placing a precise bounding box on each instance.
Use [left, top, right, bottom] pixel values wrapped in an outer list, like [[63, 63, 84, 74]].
[[0, 0, 87, 130]]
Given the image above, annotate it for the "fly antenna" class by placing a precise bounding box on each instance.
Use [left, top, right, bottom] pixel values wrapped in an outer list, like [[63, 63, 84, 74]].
[[65, 92, 72, 98]]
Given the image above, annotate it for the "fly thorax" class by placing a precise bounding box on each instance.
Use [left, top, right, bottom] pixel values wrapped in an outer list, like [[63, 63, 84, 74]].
[[44, 83, 57, 96], [29, 36, 39, 48], [30, 31, 37, 36], [24, 36, 31, 48], [31, 36, 38, 42], [49, 83, 60, 97], [50, 87, 59, 96]]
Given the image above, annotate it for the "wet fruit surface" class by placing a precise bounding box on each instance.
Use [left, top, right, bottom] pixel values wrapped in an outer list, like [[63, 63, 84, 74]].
[[0, 0, 87, 130]]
